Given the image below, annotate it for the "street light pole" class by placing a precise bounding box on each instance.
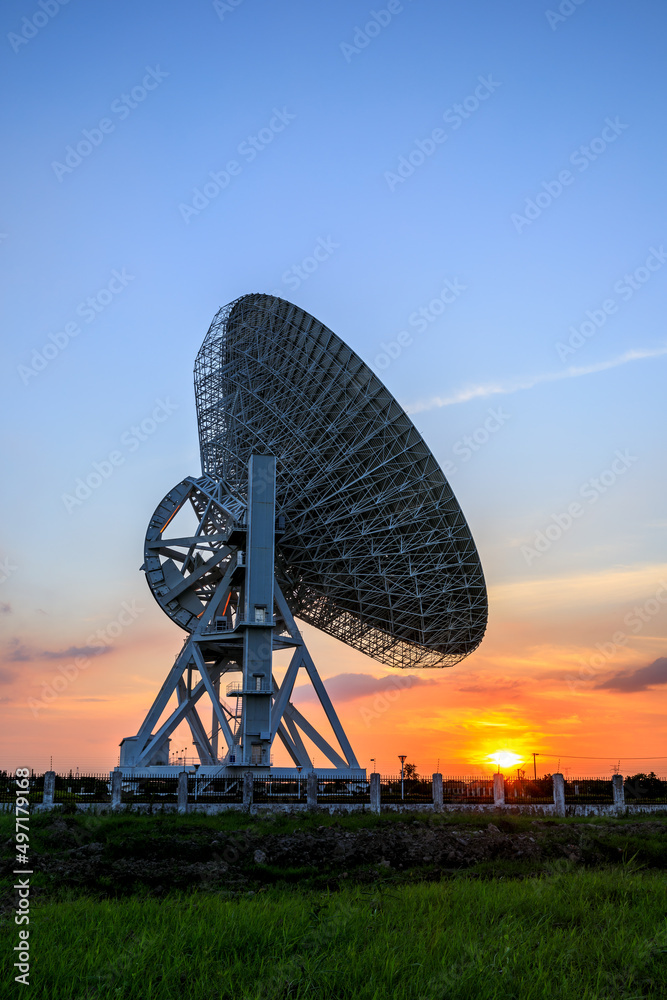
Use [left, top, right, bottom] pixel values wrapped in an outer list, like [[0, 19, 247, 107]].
[[398, 755, 407, 800], [532, 753, 539, 781]]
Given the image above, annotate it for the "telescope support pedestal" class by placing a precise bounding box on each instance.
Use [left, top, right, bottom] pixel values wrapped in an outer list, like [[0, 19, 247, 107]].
[[120, 455, 361, 775]]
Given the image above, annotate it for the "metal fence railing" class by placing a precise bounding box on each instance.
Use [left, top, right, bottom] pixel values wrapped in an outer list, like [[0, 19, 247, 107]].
[[252, 776, 308, 804], [4, 771, 666, 808], [49, 774, 112, 805], [441, 777, 495, 804], [504, 777, 553, 804], [379, 776, 433, 804], [0, 773, 115, 806], [0, 772, 44, 804], [120, 774, 178, 803], [564, 778, 613, 804], [191, 774, 244, 803], [623, 776, 667, 805], [316, 778, 371, 804]]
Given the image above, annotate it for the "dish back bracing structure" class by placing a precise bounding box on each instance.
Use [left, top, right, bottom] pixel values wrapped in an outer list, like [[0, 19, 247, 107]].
[[120, 294, 487, 774]]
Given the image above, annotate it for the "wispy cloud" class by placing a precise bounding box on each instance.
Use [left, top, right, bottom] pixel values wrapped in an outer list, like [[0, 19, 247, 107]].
[[6, 640, 31, 662], [41, 645, 110, 660], [405, 345, 667, 413], [457, 678, 521, 694], [596, 656, 667, 693], [293, 671, 437, 703], [4, 641, 111, 663], [0, 603, 11, 615]]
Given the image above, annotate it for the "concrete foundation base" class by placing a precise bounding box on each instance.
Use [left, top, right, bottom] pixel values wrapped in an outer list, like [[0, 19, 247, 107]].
[[9, 801, 667, 817]]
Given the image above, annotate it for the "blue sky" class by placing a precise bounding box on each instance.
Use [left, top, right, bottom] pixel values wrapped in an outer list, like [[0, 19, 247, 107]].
[[1, 0, 665, 772]]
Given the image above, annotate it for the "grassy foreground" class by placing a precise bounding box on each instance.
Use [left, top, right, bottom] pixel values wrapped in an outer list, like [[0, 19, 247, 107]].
[[2, 870, 667, 999]]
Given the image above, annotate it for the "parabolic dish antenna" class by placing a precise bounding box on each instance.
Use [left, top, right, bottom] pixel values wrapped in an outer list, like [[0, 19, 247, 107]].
[[120, 294, 487, 774]]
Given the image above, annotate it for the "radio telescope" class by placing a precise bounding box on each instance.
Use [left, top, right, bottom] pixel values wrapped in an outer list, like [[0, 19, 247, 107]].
[[120, 294, 487, 773]]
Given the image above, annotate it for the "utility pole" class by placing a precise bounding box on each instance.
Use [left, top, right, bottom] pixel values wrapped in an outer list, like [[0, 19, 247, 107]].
[[532, 753, 539, 781]]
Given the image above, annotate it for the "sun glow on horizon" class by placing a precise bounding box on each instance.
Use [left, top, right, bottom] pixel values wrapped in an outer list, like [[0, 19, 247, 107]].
[[487, 751, 524, 771]]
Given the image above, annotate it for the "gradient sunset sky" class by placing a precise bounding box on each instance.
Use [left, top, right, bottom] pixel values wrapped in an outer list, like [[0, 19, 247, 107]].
[[1, 1, 665, 777]]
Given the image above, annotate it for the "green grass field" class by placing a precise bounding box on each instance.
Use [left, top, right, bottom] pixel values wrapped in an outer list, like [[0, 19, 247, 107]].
[[1, 871, 666, 999], [2, 812, 666, 998]]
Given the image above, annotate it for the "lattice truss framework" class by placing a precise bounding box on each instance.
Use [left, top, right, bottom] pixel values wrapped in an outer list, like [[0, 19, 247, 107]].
[[193, 294, 488, 669], [134, 473, 361, 771]]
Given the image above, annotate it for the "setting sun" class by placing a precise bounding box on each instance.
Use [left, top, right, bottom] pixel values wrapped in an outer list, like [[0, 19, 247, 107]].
[[487, 751, 524, 771]]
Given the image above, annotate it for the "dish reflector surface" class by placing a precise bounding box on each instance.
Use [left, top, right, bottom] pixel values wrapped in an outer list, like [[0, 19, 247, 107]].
[[194, 294, 487, 668]]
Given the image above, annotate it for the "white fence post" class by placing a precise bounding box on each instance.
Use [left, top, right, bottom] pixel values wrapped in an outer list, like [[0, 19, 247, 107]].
[[177, 771, 188, 814], [612, 774, 625, 810], [493, 772, 505, 807], [432, 773, 443, 812], [370, 772, 381, 814], [553, 773, 565, 817], [43, 771, 56, 808], [111, 769, 123, 811], [307, 771, 318, 810]]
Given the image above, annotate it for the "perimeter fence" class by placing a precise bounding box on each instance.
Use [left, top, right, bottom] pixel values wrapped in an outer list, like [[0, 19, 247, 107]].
[[317, 777, 370, 804], [0, 772, 113, 805], [0, 772, 44, 804], [443, 777, 495, 804], [623, 774, 667, 805], [252, 776, 307, 804], [2, 770, 666, 811], [377, 776, 431, 803], [564, 778, 613, 804], [504, 777, 553, 805], [191, 774, 244, 804], [120, 774, 178, 804]]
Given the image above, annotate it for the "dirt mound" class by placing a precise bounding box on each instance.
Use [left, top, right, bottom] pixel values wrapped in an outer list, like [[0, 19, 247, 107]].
[[3, 817, 665, 901]]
